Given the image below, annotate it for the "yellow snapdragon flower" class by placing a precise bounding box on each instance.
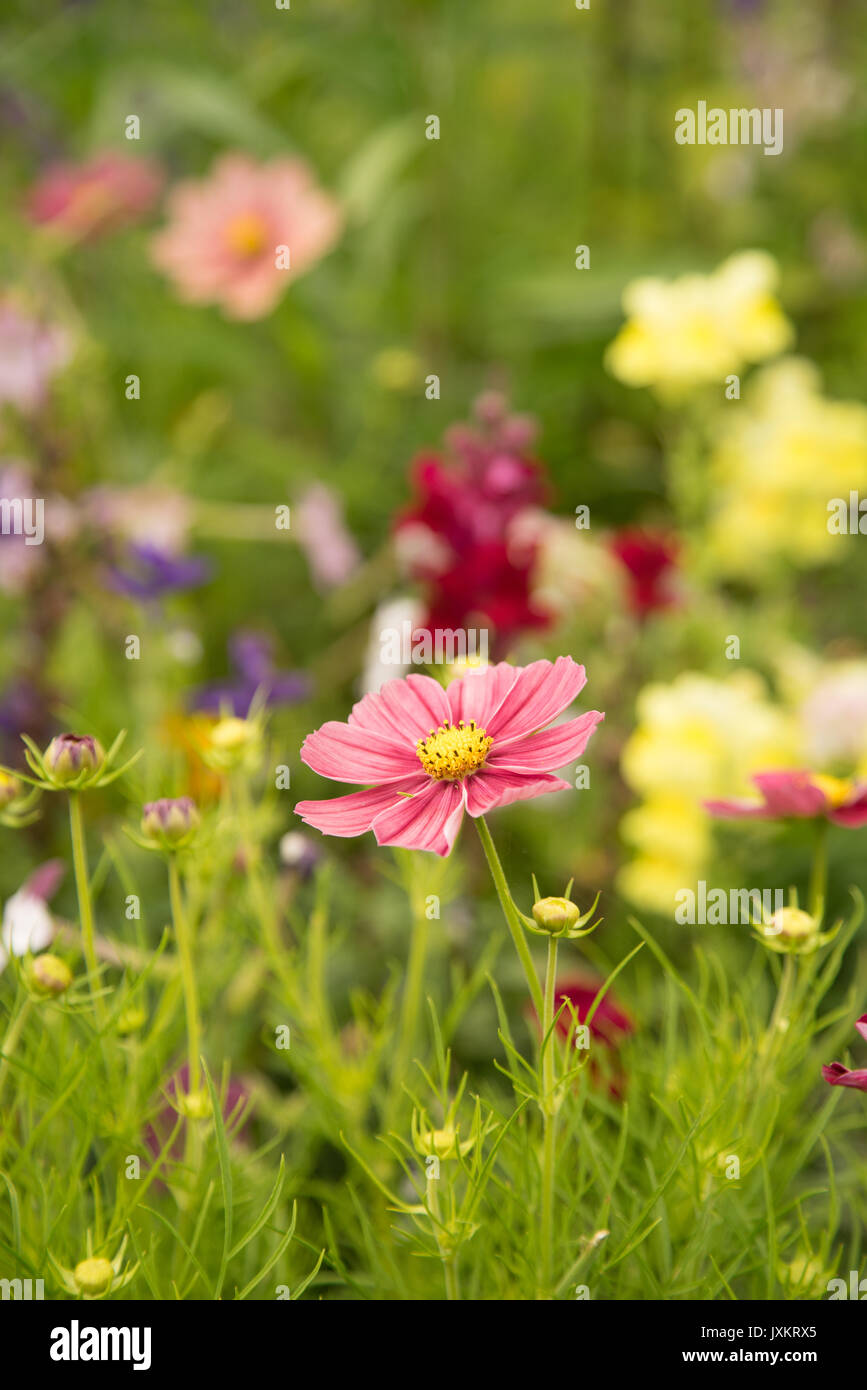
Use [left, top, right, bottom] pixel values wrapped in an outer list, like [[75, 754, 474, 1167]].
[[605, 250, 792, 397]]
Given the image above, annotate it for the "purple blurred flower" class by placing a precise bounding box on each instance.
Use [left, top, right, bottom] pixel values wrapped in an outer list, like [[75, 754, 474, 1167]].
[[193, 630, 309, 716], [106, 542, 212, 600], [0, 297, 71, 413], [144, 1064, 250, 1168]]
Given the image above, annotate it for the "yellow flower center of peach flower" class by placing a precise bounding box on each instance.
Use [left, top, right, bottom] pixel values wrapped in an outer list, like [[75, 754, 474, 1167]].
[[225, 212, 268, 258], [416, 719, 493, 780], [811, 774, 854, 808]]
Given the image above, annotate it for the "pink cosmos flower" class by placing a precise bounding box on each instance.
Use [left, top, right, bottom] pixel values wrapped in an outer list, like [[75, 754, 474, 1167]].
[[27, 152, 163, 240], [705, 770, 867, 827], [295, 656, 603, 857], [151, 153, 342, 320], [822, 1015, 867, 1092]]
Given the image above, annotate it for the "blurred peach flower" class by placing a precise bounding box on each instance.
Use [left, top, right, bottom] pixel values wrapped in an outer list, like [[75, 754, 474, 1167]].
[[0, 297, 71, 413], [27, 151, 163, 240], [151, 153, 342, 320]]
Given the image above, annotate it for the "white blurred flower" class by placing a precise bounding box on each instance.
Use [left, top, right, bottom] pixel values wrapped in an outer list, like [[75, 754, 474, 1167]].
[[0, 890, 55, 971]]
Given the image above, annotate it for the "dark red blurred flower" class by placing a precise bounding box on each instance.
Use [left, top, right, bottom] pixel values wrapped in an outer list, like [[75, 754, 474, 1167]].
[[527, 975, 632, 1097], [394, 393, 550, 653], [551, 977, 633, 1045], [609, 527, 678, 617], [823, 1015, 867, 1092]]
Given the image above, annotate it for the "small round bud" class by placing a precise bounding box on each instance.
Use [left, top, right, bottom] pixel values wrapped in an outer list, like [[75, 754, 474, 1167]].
[[116, 1004, 147, 1035], [178, 1087, 211, 1120], [205, 716, 261, 771], [44, 733, 104, 785], [30, 953, 73, 995], [0, 770, 22, 807], [532, 896, 581, 933], [141, 796, 199, 849], [414, 1123, 473, 1160], [765, 907, 817, 942], [73, 1257, 114, 1296]]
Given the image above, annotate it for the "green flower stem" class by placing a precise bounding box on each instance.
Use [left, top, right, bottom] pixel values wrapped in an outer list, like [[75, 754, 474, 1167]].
[[475, 816, 544, 1020], [539, 934, 559, 1300], [386, 856, 431, 1131], [168, 856, 201, 1098], [427, 1170, 459, 1300], [68, 792, 104, 1022], [233, 776, 294, 997], [0, 996, 32, 1107], [809, 820, 828, 920]]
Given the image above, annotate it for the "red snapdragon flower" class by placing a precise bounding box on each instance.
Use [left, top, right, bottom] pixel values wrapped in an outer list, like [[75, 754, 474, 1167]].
[[609, 527, 678, 616], [394, 394, 550, 652]]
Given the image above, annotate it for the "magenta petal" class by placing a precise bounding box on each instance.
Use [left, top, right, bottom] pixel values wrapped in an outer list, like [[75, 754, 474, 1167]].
[[855, 1015, 867, 1042], [446, 662, 519, 730], [371, 780, 464, 856], [486, 656, 587, 741], [830, 791, 867, 827], [347, 673, 451, 741], [488, 710, 604, 773], [752, 771, 829, 818], [301, 721, 420, 783], [822, 1062, 867, 1091], [295, 778, 427, 837], [464, 767, 571, 817]]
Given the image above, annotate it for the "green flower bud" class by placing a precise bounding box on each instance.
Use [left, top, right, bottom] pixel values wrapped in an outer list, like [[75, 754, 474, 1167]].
[[0, 770, 22, 807], [765, 907, 817, 943], [532, 896, 581, 933], [73, 1257, 114, 1296], [30, 953, 73, 995]]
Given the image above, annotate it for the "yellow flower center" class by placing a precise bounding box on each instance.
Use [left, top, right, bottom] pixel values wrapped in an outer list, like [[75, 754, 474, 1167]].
[[416, 720, 492, 781], [811, 774, 854, 808], [225, 212, 267, 258]]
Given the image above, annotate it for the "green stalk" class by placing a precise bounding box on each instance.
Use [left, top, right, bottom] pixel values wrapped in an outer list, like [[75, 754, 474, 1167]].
[[539, 934, 559, 1299], [427, 1169, 459, 1300], [168, 856, 201, 1098], [68, 792, 103, 1021], [475, 816, 544, 1020], [386, 861, 431, 1130], [808, 820, 828, 920], [0, 996, 32, 1107], [234, 775, 294, 997]]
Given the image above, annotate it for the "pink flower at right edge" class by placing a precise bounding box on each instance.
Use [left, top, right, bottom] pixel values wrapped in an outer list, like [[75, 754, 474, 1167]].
[[823, 1016, 867, 1092], [294, 656, 604, 857], [704, 769, 867, 827], [150, 153, 342, 321]]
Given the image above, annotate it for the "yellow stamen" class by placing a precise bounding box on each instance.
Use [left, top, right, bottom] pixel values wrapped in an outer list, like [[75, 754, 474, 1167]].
[[225, 212, 267, 258], [416, 719, 492, 781], [811, 774, 854, 808]]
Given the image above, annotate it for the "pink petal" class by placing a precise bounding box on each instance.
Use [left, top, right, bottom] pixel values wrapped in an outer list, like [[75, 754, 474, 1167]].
[[301, 721, 420, 783], [831, 790, 867, 827], [752, 771, 829, 818], [446, 662, 519, 730], [855, 1015, 867, 1043], [348, 673, 451, 741], [371, 780, 465, 857], [488, 711, 604, 773], [295, 778, 427, 837], [706, 771, 829, 820], [464, 767, 572, 817], [485, 656, 587, 741]]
